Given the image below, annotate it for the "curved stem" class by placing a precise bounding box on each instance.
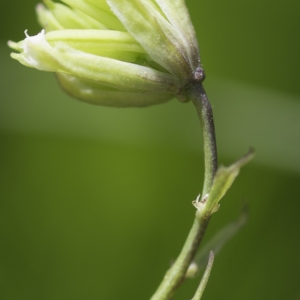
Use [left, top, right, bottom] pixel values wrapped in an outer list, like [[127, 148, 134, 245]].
[[150, 82, 218, 300], [191, 83, 218, 196]]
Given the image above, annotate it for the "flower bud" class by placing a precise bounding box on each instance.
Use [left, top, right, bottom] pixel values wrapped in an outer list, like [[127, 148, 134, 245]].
[[9, 0, 201, 107]]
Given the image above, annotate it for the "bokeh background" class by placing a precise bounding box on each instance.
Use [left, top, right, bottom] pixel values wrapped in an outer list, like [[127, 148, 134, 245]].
[[1, 0, 300, 299]]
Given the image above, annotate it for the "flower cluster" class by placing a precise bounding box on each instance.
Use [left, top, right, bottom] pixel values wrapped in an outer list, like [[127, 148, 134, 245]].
[[9, 0, 201, 107]]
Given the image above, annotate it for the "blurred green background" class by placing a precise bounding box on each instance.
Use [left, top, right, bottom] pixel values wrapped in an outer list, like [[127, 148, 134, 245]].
[[1, 0, 300, 299]]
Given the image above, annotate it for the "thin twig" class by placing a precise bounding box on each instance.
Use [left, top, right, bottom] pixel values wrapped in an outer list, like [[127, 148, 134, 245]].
[[191, 251, 215, 300]]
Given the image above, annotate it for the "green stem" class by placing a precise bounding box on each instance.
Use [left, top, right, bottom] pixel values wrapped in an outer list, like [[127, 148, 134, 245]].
[[150, 81, 218, 300], [191, 251, 215, 300], [192, 83, 218, 196], [150, 217, 210, 300]]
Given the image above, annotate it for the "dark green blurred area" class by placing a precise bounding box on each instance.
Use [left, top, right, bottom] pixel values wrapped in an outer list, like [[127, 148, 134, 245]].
[[1, 0, 300, 299]]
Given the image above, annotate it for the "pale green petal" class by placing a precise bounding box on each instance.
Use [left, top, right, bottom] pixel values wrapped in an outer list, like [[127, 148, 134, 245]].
[[57, 73, 174, 107], [72, 8, 108, 29], [45, 29, 145, 55], [9, 30, 61, 71], [107, 0, 190, 79], [9, 31, 179, 94], [52, 43, 179, 93], [155, 0, 200, 70], [36, 3, 64, 31], [155, 0, 200, 71], [7, 40, 24, 52], [61, 0, 124, 30], [37, 2, 107, 31], [43, 0, 98, 29], [85, 0, 112, 13]]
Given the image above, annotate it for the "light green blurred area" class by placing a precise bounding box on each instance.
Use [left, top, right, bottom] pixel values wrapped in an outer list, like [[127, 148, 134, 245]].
[[0, 0, 300, 299]]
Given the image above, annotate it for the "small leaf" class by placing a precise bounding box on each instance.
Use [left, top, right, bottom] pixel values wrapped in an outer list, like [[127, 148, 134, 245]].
[[204, 149, 255, 215]]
